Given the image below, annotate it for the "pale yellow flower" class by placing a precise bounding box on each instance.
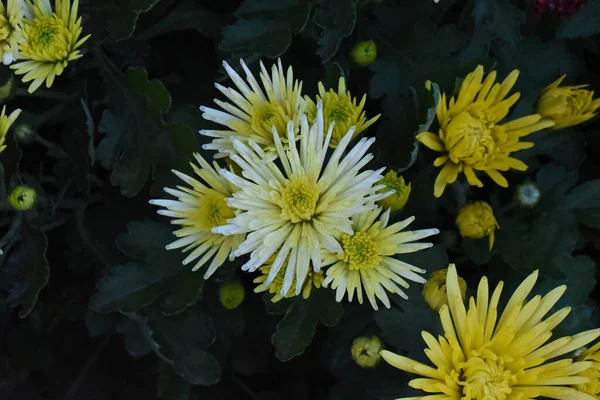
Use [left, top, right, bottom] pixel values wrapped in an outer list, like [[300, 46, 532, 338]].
[[381, 264, 600, 400], [377, 170, 411, 212], [422, 268, 466, 312], [418, 65, 555, 197], [0, 105, 21, 153], [456, 201, 498, 249], [537, 75, 600, 129], [149, 153, 246, 279], [11, 0, 91, 93], [304, 77, 380, 147], [574, 342, 600, 397], [0, 0, 25, 65]]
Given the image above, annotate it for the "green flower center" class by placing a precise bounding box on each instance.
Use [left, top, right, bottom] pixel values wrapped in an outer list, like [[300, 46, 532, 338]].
[[279, 176, 319, 223], [341, 232, 381, 270]]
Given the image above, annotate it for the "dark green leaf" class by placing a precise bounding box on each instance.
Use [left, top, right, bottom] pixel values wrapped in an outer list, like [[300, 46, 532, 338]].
[[134, 308, 221, 385], [220, 20, 292, 58], [95, 51, 172, 197], [116, 315, 153, 357], [158, 361, 191, 400], [235, 0, 312, 33], [535, 164, 578, 209], [558, 0, 600, 39], [566, 179, 600, 209], [85, 309, 118, 337], [473, 0, 524, 48], [6, 224, 49, 318], [272, 288, 343, 361], [313, 0, 359, 63], [105, 0, 161, 40], [537, 254, 596, 307]]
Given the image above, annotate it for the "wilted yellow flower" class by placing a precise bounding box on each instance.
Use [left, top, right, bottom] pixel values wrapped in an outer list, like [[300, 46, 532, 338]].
[[418, 65, 555, 197], [351, 335, 383, 368], [201, 58, 305, 158], [377, 170, 411, 212], [149, 153, 246, 279], [537, 75, 600, 130], [422, 268, 466, 312], [456, 201, 498, 249], [0, 105, 21, 153], [218, 281, 245, 310], [0, 0, 25, 65], [574, 342, 600, 397], [8, 184, 37, 211], [11, 0, 91, 93], [350, 40, 377, 67], [323, 207, 439, 310], [304, 77, 380, 147], [381, 264, 600, 400], [253, 256, 324, 303]]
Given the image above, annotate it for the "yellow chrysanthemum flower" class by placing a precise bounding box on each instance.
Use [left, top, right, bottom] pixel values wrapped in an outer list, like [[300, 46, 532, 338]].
[[304, 77, 380, 147], [422, 268, 467, 312], [381, 264, 600, 400], [537, 75, 600, 130], [322, 207, 439, 310], [456, 201, 498, 250], [0, 0, 25, 65], [11, 0, 90, 93], [201, 58, 305, 158], [574, 342, 600, 397], [0, 105, 21, 153], [351, 335, 383, 368], [253, 255, 324, 302], [417, 65, 555, 197], [149, 153, 246, 279], [214, 102, 390, 296], [377, 170, 411, 212]]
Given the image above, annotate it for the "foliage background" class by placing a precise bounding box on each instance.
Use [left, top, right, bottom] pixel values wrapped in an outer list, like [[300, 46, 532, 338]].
[[1, 0, 600, 398]]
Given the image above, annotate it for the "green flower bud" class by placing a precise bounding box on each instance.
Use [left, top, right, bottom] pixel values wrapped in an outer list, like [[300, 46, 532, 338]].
[[218, 280, 245, 310], [8, 185, 37, 211], [350, 40, 377, 67], [351, 335, 383, 368], [14, 123, 37, 145]]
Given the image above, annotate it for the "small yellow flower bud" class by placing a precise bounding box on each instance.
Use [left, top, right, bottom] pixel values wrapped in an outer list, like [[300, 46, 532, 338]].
[[422, 268, 467, 312], [8, 185, 37, 211], [14, 123, 37, 145], [456, 201, 498, 250], [350, 40, 377, 67], [377, 170, 411, 212], [218, 280, 245, 310], [351, 335, 383, 368], [516, 182, 540, 208], [537, 75, 600, 130]]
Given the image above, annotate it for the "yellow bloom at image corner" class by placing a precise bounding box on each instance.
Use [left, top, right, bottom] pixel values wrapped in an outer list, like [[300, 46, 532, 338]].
[[574, 342, 600, 397], [537, 74, 600, 130], [456, 201, 498, 250], [200, 58, 305, 158], [422, 268, 466, 312], [418, 65, 555, 197], [253, 255, 324, 303], [0, 0, 25, 65], [381, 263, 600, 400], [304, 77, 380, 147], [10, 0, 91, 93], [322, 207, 439, 310], [0, 105, 21, 153], [149, 153, 246, 279]]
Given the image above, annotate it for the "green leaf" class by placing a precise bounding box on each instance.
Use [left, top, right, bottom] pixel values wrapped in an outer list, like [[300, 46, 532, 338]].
[[220, 20, 292, 58], [565, 179, 600, 229], [313, 0, 359, 63], [158, 361, 191, 400], [95, 51, 173, 197], [116, 315, 153, 357], [558, 0, 600, 39], [522, 129, 586, 171], [6, 224, 50, 318], [85, 309, 118, 337], [535, 164, 578, 210], [135, 0, 224, 40], [235, 0, 312, 33], [133, 308, 221, 385], [105, 0, 161, 40], [537, 254, 596, 307], [272, 288, 343, 361], [473, 0, 524, 48]]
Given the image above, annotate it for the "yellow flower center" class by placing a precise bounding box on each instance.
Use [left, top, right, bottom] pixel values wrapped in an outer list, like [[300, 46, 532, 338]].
[[341, 232, 381, 270], [326, 96, 353, 124], [251, 102, 287, 139], [459, 356, 517, 400], [193, 190, 235, 231], [280, 176, 319, 223], [22, 17, 71, 62], [446, 112, 496, 166]]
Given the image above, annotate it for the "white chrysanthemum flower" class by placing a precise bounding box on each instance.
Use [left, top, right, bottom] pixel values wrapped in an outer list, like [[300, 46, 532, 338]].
[[149, 153, 246, 279], [213, 102, 390, 295], [322, 207, 439, 310], [0, 0, 25, 65], [516, 182, 541, 207], [200, 58, 305, 158]]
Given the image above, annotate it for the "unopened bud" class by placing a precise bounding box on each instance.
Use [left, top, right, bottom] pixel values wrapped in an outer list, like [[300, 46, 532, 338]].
[[351, 335, 383, 368], [8, 185, 37, 211], [218, 280, 245, 310]]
